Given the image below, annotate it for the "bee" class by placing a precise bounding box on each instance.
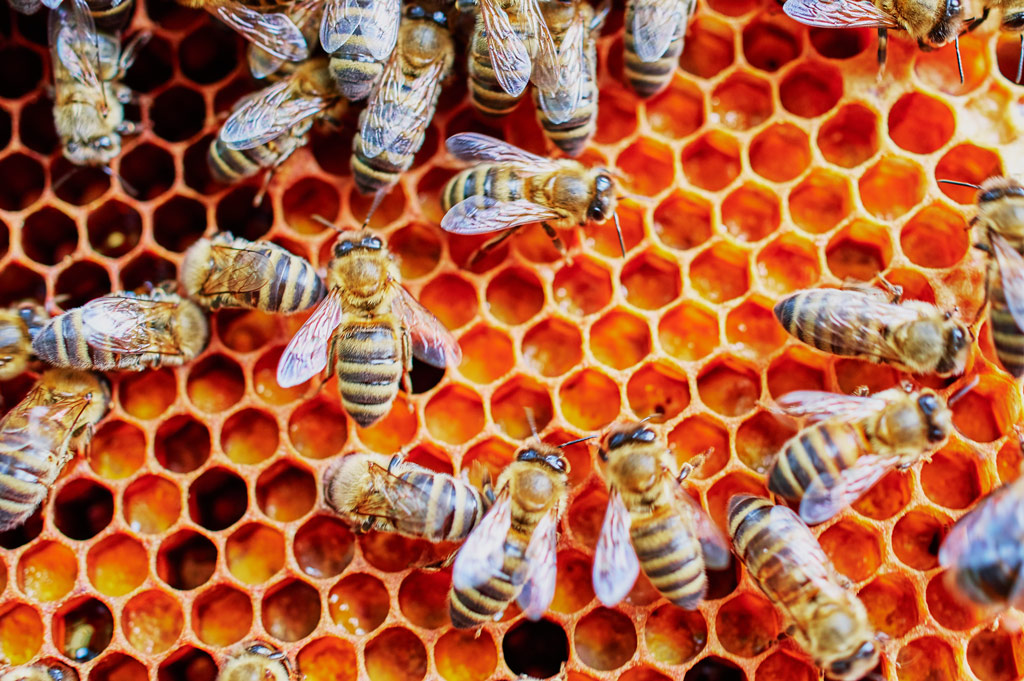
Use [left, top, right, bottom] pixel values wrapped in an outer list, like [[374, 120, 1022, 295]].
[[591, 423, 731, 609], [276, 230, 461, 428], [0, 663, 79, 681], [466, 0, 558, 117], [767, 383, 970, 525], [33, 288, 210, 372], [440, 133, 624, 264], [174, 0, 309, 62], [623, 0, 695, 98], [0, 369, 110, 532], [181, 232, 326, 313], [0, 302, 48, 381], [209, 57, 346, 199], [449, 441, 573, 628], [6, 0, 43, 15], [221, 642, 291, 681], [983, 0, 1024, 83], [532, 0, 606, 157], [247, 0, 325, 80], [774, 281, 972, 377], [324, 451, 494, 541], [351, 0, 455, 196], [728, 495, 879, 681], [322, 0, 402, 100]]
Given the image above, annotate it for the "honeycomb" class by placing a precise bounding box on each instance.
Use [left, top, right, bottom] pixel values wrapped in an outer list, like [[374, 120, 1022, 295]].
[[1, 0, 1024, 678]]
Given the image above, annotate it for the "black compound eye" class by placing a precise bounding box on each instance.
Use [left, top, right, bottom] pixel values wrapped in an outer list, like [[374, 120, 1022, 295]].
[[929, 426, 946, 442], [1004, 11, 1024, 28], [519, 448, 539, 462], [545, 455, 566, 472], [607, 431, 629, 449], [830, 659, 852, 676], [335, 240, 356, 256], [636, 428, 656, 442], [595, 175, 611, 191], [361, 236, 383, 250], [598, 448, 609, 462], [918, 394, 938, 415], [588, 205, 604, 220]]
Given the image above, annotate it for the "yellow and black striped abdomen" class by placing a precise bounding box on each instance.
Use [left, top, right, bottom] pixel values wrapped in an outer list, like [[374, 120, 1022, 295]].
[[449, 533, 527, 628], [767, 421, 868, 502], [631, 506, 706, 609], [774, 290, 889, 359], [87, 0, 135, 33], [208, 137, 271, 183], [534, 33, 598, 157], [468, 25, 526, 117], [33, 311, 171, 371], [330, 318, 403, 428], [441, 165, 525, 212], [327, 11, 389, 102], [988, 272, 1024, 377], [0, 433, 68, 531], [394, 470, 486, 542], [623, 4, 682, 98]]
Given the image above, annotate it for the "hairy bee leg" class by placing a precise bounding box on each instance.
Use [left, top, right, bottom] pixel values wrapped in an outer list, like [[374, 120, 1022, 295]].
[[876, 28, 888, 79], [875, 275, 903, 304], [540, 222, 567, 259], [468, 226, 523, 266]]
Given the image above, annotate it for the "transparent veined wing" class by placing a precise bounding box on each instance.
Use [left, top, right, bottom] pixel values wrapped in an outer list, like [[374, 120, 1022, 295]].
[[80, 296, 183, 355], [479, 0, 531, 96], [201, 245, 274, 295], [360, 54, 446, 159], [445, 133, 563, 169], [321, 0, 400, 58], [452, 489, 513, 592], [668, 475, 731, 569], [441, 196, 563, 235], [592, 487, 640, 607], [524, 0, 559, 91], [775, 390, 890, 423], [210, 0, 309, 63], [515, 508, 559, 620], [992, 233, 1024, 333], [798, 453, 897, 525], [782, 0, 899, 28], [276, 288, 346, 387], [536, 3, 585, 125], [389, 283, 462, 368], [50, 0, 102, 90], [632, 0, 683, 62], [221, 74, 331, 149]]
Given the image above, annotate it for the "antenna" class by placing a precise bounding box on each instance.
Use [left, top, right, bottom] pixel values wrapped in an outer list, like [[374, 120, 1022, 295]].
[[937, 179, 981, 190], [363, 190, 386, 229], [947, 374, 980, 406], [955, 36, 964, 85], [613, 211, 626, 257], [557, 435, 595, 448], [1017, 33, 1023, 83], [524, 406, 539, 440], [311, 214, 342, 233]]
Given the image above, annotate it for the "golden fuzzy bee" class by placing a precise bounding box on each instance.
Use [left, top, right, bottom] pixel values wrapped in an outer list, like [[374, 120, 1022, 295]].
[[276, 230, 461, 428], [324, 451, 494, 542], [623, 0, 695, 98], [774, 282, 972, 377], [175, 0, 309, 62], [728, 495, 880, 681], [351, 0, 455, 196], [0, 302, 48, 381], [33, 288, 209, 372], [1, 662, 79, 681], [449, 441, 573, 628], [0, 369, 110, 532], [221, 642, 292, 681], [591, 423, 730, 609], [440, 133, 624, 263], [322, 0, 402, 100], [767, 383, 967, 524], [181, 232, 325, 313]]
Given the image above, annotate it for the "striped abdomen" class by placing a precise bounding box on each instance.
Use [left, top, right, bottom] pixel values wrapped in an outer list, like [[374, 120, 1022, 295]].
[[468, 19, 527, 117], [631, 506, 706, 609], [206, 248, 325, 313], [534, 19, 598, 156], [330, 319, 403, 428], [623, 1, 683, 98], [774, 290, 888, 358], [33, 311, 159, 371], [442, 165, 525, 212], [0, 432, 67, 531], [87, 0, 135, 32], [394, 470, 486, 542], [208, 137, 283, 183], [450, 532, 528, 628], [327, 5, 390, 102], [768, 421, 868, 502], [988, 271, 1024, 377]]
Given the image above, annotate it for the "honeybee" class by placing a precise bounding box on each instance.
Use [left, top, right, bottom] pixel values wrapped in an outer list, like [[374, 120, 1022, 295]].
[[466, 0, 558, 116], [247, 0, 325, 79], [774, 282, 972, 377], [181, 232, 326, 313], [221, 642, 291, 681], [0, 662, 79, 681], [532, 0, 605, 157], [0, 302, 48, 381], [449, 442, 572, 628], [40, 0, 136, 32], [33, 288, 209, 372], [983, 1, 1024, 82], [591, 423, 730, 609], [440, 133, 624, 263], [324, 452, 494, 541], [7, 0, 42, 15], [767, 383, 967, 524], [276, 230, 461, 428], [0, 369, 110, 532], [351, 0, 455, 196], [322, 0, 402, 100], [728, 495, 879, 681], [175, 0, 309, 62], [623, 0, 694, 98]]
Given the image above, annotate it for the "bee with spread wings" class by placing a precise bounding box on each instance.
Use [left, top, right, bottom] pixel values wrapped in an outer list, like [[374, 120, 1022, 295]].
[[322, 0, 403, 100], [175, 0, 310, 62]]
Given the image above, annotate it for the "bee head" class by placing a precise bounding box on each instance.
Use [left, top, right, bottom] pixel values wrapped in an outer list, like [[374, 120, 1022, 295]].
[[334, 232, 385, 257], [916, 391, 951, 443], [935, 322, 971, 375], [827, 641, 879, 681], [921, 0, 963, 46], [587, 172, 617, 223], [1003, 10, 1024, 29], [517, 445, 570, 475], [64, 133, 121, 166], [598, 424, 657, 462]]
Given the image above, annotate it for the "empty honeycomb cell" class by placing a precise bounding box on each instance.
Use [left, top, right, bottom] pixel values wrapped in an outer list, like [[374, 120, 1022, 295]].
[[755, 234, 821, 296], [157, 530, 218, 591], [858, 156, 926, 222], [413, 275, 476, 332], [735, 411, 796, 474], [520, 319, 582, 378], [124, 475, 181, 535], [91, 653, 148, 681], [590, 87, 638, 144], [187, 354, 245, 412], [824, 220, 892, 281], [192, 585, 252, 647], [121, 368, 179, 420], [645, 77, 704, 139], [756, 651, 819, 681], [365, 627, 428, 681], [158, 646, 219, 681], [17, 541, 77, 603], [55, 260, 111, 310], [833, 357, 898, 395], [669, 414, 730, 479], [559, 369, 621, 431], [294, 516, 354, 580], [0, 603, 43, 664], [935, 144, 1004, 204], [998, 436, 1022, 484], [88, 200, 143, 258], [120, 143, 176, 200], [892, 509, 947, 570], [216, 187, 275, 241], [616, 139, 675, 197], [951, 374, 1018, 443], [749, 124, 811, 184], [405, 444, 454, 475], [0, 263, 45, 308], [351, 186, 409, 229], [921, 445, 982, 510], [684, 657, 746, 681], [0, 154, 44, 210], [967, 627, 1021, 681], [299, 638, 359, 681], [715, 592, 778, 657], [818, 519, 883, 582], [122, 590, 183, 655], [574, 608, 637, 671], [22, 98, 57, 156], [283, 399, 345, 461], [219, 408, 279, 466], [644, 605, 708, 665], [0, 45, 41, 96], [254, 347, 309, 404], [722, 184, 782, 242], [256, 461, 316, 522], [121, 251, 179, 292], [691, 243, 750, 303], [122, 33, 173, 91], [928, 572, 987, 630], [359, 395, 418, 449], [852, 469, 912, 520], [697, 358, 760, 417], [914, 35, 987, 94], [590, 309, 651, 369], [398, 570, 450, 629], [568, 485, 607, 550], [225, 523, 285, 585], [504, 619, 570, 678], [390, 223, 443, 280], [653, 191, 712, 251], [179, 25, 238, 83], [808, 25, 872, 59], [725, 299, 788, 355], [435, 629, 498, 681], [0, 508, 42, 551], [681, 132, 742, 191], [766, 350, 827, 399], [781, 62, 845, 119], [742, 17, 800, 72], [263, 578, 322, 642], [217, 310, 279, 353], [858, 574, 920, 638], [152, 85, 206, 142], [88, 420, 145, 480], [547, 551, 594, 614], [626, 362, 690, 421], [711, 72, 773, 131], [491, 375, 553, 439], [888, 93, 955, 155], [680, 16, 736, 78], [22, 207, 78, 265], [424, 385, 486, 444], [56, 597, 114, 662], [52, 161, 111, 206], [53, 479, 114, 541], [552, 258, 613, 316], [485, 268, 544, 326], [458, 324, 515, 384], [155, 415, 211, 473], [900, 204, 969, 268], [87, 534, 147, 598], [706, 472, 768, 530], [153, 196, 206, 253], [897, 637, 958, 681], [817, 104, 879, 169], [282, 178, 341, 235]]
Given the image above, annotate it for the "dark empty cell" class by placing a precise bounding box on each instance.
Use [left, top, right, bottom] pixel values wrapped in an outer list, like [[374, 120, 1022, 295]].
[[87, 200, 142, 257], [54, 260, 110, 309], [706, 561, 741, 600], [51, 159, 111, 206], [311, 120, 357, 176], [56, 597, 114, 662], [503, 619, 569, 678], [188, 468, 248, 531], [152, 86, 207, 142], [809, 27, 872, 59], [0, 106, 10, 150], [0, 506, 43, 549], [780, 64, 844, 118], [409, 357, 446, 394], [120, 252, 178, 292], [262, 579, 321, 641], [180, 25, 238, 84], [154, 196, 207, 252], [0, 153, 45, 210], [683, 657, 746, 681], [122, 35, 174, 93], [0, 218, 8, 258], [15, 10, 50, 45], [53, 479, 115, 541], [18, 96, 57, 154], [120, 143, 175, 200], [0, 46, 42, 97], [157, 530, 218, 590], [22, 207, 78, 265], [158, 647, 218, 681], [213, 77, 255, 116], [215, 187, 274, 240], [742, 21, 799, 72], [184, 134, 220, 194], [0, 262, 45, 307], [155, 415, 211, 473]]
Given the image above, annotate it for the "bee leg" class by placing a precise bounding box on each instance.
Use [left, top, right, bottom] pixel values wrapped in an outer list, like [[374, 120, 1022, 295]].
[[468, 226, 523, 266], [876, 28, 888, 79], [115, 120, 139, 136], [540, 222, 568, 261], [875, 275, 903, 304]]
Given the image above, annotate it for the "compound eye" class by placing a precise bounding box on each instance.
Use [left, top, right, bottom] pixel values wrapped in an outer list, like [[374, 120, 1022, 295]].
[[66, 141, 79, 153], [335, 240, 356, 256], [362, 236, 383, 250], [519, 448, 539, 462], [829, 659, 852, 677], [546, 455, 566, 472], [918, 394, 938, 414], [588, 205, 604, 221], [929, 426, 946, 442], [98, 136, 113, 149]]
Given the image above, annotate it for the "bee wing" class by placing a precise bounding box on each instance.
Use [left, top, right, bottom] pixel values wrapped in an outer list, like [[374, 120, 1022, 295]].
[[50, 0, 102, 90], [536, 4, 585, 125], [991, 234, 1024, 333], [358, 460, 435, 521], [221, 76, 331, 150], [668, 475, 731, 569], [452, 488, 514, 593], [250, 0, 324, 78], [799, 454, 897, 525], [479, 0, 532, 96], [592, 487, 640, 607], [445, 133, 563, 170], [80, 296, 183, 355], [209, 0, 310, 62], [201, 244, 275, 295], [441, 196, 564, 235], [776, 390, 889, 423], [782, 0, 900, 28], [515, 507, 559, 620], [632, 0, 685, 62], [389, 282, 462, 368], [360, 54, 446, 160], [276, 287, 346, 387], [321, 0, 400, 57], [525, 0, 559, 91]]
